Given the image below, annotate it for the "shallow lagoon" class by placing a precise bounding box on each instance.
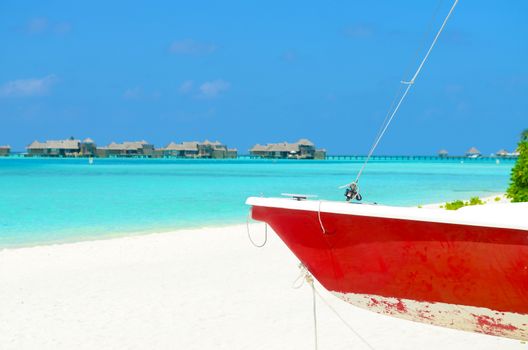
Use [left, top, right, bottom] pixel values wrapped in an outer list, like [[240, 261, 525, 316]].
[[0, 157, 514, 247]]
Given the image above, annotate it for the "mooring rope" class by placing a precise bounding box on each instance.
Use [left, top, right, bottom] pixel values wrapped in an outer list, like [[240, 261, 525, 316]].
[[292, 264, 319, 349], [310, 276, 319, 350], [246, 208, 268, 248], [350, 0, 459, 188], [293, 264, 377, 350], [313, 287, 376, 350], [292, 263, 310, 289]]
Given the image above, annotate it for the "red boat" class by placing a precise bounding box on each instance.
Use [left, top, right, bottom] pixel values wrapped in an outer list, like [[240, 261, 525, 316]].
[[247, 196, 528, 340]]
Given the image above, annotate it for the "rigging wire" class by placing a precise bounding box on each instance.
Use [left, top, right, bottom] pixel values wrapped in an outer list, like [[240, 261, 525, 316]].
[[346, 0, 459, 190], [368, 0, 445, 154]]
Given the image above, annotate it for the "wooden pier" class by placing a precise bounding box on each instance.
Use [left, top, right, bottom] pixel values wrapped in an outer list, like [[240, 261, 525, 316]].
[[324, 155, 516, 161], [239, 154, 517, 162]]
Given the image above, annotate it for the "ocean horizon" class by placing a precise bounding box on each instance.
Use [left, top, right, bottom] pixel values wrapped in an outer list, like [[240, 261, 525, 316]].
[[0, 157, 515, 248]]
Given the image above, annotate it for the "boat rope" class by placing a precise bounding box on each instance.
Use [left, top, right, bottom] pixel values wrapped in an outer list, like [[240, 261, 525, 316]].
[[246, 208, 268, 248], [345, 0, 459, 194], [292, 263, 311, 289], [310, 275, 319, 350], [292, 264, 318, 349], [293, 264, 376, 350], [312, 287, 376, 350], [317, 201, 327, 234]]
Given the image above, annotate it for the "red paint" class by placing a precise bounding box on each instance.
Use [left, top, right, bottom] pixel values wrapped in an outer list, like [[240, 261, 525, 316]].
[[369, 298, 380, 306], [368, 297, 406, 314], [394, 299, 407, 313], [473, 314, 519, 335], [417, 309, 434, 321], [380, 299, 407, 314], [251, 205, 528, 315]]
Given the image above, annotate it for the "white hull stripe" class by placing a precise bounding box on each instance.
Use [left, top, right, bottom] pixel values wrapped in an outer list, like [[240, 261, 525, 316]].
[[332, 291, 528, 341], [246, 197, 528, 231]]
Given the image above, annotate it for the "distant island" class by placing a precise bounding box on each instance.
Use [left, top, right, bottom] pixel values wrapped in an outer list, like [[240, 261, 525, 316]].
[[438, 147, 520, 159], [23, 139, 237, 159], [249, 139, 326, 159], [0, 137, 330, 160], [0, 137, 521, 160]]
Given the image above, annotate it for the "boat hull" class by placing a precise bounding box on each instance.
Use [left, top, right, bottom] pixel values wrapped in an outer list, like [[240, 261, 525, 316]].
[[250, 202, 528, 340]]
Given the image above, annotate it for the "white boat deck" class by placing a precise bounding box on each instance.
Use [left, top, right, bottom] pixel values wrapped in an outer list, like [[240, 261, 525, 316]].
[[246, 197, 528, 231]]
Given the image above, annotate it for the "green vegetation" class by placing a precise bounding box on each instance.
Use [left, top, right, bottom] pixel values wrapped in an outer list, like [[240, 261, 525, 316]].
[[443, 197, 484, 210], [444, 200, 465, 210], [506, 129, 528, 202], [494, 196, 501, 202], [468, 196, 484, 206]]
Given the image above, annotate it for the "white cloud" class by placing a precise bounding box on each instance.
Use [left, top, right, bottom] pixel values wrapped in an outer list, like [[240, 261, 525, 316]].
[[343, 24, 375, 39], [199, 80, 230, 98], [169, 39, 217, 55], [26, 18, 48, 34], [54, 22, 72, 35], [122, 87, 161, 100], [178, 80, 194, 94], [457, 101, 471, 113], [281, 50, 297, 62], [24, 18, 72, 35], [123, 87, 142, 99], [0, 75, 58, 97], [325, 93, 337, 102]]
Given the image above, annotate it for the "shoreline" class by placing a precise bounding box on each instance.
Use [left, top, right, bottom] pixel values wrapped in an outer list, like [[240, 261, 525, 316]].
[[1, 193, 510, 251], [0, 219, 248, 251]]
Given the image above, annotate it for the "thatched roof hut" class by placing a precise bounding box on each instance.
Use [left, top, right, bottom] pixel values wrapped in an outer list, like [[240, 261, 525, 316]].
[[297, 138, 315, 146], [101, 141, 151, 151], [27, 139, 80, 150], [163, 141, 199, 152], [0, 145, 9, 156], [249, 138, 323, 159], [496, 149, 508, 157], [466, 147, 481, 157]]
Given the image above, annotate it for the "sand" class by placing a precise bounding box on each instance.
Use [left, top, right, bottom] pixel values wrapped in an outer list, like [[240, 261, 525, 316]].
[[0, 222, 525, 349], [420, 193, 510, 209]]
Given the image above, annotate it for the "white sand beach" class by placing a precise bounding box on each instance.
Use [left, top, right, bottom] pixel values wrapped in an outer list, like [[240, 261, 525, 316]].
[[0, 221, 525, 350], [420, 193, 510, 209]]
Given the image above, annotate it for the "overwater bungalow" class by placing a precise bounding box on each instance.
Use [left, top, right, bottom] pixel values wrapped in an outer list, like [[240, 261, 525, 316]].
[[249, 139, 326, 159], [495, 149, 508, 157], [227, 148, 237, 158], [27, 138, 97, 157], [496, 148, 520, 158], [438, 149, 448, 158], [158, 140, 237, 158], [0, 145, 10, 156], [160, 141, 199, 158], [81, 138, 97, 156], [199, 140, 237, 158], [465, 147, 481, 158], [97, 141, 154, 158]]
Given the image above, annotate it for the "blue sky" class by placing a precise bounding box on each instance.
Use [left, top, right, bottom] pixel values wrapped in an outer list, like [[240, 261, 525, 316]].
[[1, 0, 527, 154]]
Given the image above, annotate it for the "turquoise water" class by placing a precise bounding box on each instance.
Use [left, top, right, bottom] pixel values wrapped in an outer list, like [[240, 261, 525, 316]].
[[0, 157, 514, 248]]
